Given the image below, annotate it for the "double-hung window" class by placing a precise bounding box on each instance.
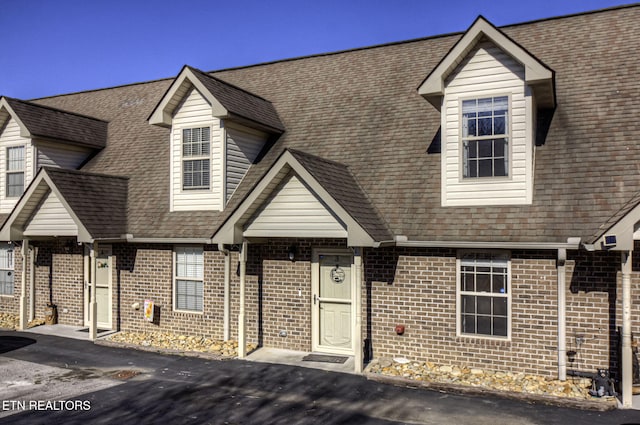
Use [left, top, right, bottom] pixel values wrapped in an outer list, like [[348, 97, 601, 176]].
[[459, 252, 509, 338], [182, 127, 210, 190], [6, 146, 25, 197], [462, 96, 509, 178], [174, 246, 204, 312], [0, 245, 14, 296]]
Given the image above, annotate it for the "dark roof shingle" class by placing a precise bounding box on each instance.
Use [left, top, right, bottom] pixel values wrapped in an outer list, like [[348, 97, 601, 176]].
[[3, 97, 107, 149]]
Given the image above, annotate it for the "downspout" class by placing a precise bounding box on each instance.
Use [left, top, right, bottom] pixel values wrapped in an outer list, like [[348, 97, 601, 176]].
[[18, 240, 29, 331], [621, 250, 633, 408], [218, 243, 231, 341], [29, 245, 36, 321], [557, 248, 567, 381]]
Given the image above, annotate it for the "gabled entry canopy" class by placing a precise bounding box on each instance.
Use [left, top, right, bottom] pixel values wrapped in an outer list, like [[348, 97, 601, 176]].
[[0, 167, 128, 243], [587, 190, 640, 251], [418, 16, 555, 110], [212, 149, 392, 247]]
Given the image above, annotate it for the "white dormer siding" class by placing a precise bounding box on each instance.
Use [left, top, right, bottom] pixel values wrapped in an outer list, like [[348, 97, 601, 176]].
[[170, 88, 223, 211], [442, 40, 533, 207], [0, 117, 34, 214], [226, 125, 266, 202], [169, 88, 270, 211]]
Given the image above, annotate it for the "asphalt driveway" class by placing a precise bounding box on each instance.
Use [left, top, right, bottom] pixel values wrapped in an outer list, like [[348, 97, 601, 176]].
[[1, 331, 639, 425]]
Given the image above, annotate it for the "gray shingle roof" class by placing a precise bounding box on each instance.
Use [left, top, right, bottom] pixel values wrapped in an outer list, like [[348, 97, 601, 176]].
[[188, 66, 284, 132], [45, 168, 128, 240], [27, 5, 640, 243], [2, 97, 107, 149]]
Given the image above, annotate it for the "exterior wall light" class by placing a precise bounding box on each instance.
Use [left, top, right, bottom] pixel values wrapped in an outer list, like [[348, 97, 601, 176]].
[[288, 245, 297, 262]]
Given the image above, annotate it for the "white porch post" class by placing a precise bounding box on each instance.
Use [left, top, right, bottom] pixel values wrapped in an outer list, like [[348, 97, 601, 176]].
[[89, 242, 98, 341], [557, 248, 567, 381], [223, 247, 231, 341], [29, 245, 36, 321], [18, 239, 29, 331], [238, 241, 248, 358], [354, 247, 363, 373], [621, 250, 633, 408]]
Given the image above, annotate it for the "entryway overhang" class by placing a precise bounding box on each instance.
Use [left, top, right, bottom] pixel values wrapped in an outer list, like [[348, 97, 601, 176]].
[[584, 193, 640, 408], [211, 149, 392, 246], [0, 167, 128, 243]]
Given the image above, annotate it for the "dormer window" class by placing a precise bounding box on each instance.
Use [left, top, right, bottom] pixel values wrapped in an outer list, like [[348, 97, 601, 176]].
[[182, 127, 210, 190], [462, 96, 509, 178], [6, 146, 25, 197]]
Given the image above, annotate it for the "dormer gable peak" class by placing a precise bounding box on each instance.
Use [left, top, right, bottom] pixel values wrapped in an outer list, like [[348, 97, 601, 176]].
[[148, 65, 284, 134], [418, 16, 555, 110]]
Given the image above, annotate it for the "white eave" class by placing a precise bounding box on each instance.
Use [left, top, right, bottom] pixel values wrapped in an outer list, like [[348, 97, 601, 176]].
[[148, 66, 228, 128], [418, 16, 555, 110], [0, 97, 32, 138]]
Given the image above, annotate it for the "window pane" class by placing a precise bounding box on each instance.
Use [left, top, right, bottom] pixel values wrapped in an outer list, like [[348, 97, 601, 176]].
[[493, 297, 507, 316], [478, 117, 492, 136], [494, 116, 506, 134], [477, 296, 491, 315], [477, 316, 491, 335], [7, 147, 24, 171], [462, 273, 475, 292], [462, 295, 476, 313], [6, 172, 24, 197], [462, 314, 476, 334], [493, 317, 508, 337], [492, 274, 505, 294], [478, 159, 493, 177]]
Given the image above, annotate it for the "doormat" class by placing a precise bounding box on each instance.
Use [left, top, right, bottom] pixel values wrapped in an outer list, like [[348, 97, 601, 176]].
[[302, 354, 348, 364]]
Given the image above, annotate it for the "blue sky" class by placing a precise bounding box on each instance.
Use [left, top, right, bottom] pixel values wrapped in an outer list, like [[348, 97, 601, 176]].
[[0, 0, 632, 99]]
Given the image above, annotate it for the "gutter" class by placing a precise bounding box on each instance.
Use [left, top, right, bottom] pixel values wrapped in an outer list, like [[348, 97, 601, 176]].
[[393, 237, 582, 251], [122, 234, 214, 244]]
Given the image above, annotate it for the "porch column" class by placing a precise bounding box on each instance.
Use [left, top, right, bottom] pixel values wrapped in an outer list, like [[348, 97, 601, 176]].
[[18, 239, 29, 331], [237, 241, 248, 358], [354, 247, 363, 373], [89, 242, 98, 341], [29, 245, 36, 321], [621, 250, 633, 408], [557, 248, 567, 381]]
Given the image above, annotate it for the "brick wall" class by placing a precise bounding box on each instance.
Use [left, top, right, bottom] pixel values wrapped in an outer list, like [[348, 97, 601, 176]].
[[365, 246, 640, 378], [114, 244, 227, 339], [4, 236, 639, 381]]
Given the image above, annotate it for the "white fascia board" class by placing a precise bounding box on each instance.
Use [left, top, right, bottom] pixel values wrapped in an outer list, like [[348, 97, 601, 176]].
[[211, 150, 376, 246], [0, 98, 31, 138], [419, 16, 553, 106], [148, 67, 228, 127], [397, 239, 581, 250]]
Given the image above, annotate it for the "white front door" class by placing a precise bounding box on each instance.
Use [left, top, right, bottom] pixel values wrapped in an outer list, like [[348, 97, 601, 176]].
[[85, 245, 112, 329], [312, 250, 354, 355]]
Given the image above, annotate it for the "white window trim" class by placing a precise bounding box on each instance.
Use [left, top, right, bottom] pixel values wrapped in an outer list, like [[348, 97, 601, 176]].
[[6, 145, 26, 199], [458, 93, 512, 182], [180, 125, 212, 192], [0, 244, 15, 297], [455, 250, 512, 341], [172, 246, 205, 314]]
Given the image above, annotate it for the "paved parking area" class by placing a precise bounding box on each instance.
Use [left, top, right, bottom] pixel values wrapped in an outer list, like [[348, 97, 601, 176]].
[[2, 330, 640, 424]]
